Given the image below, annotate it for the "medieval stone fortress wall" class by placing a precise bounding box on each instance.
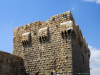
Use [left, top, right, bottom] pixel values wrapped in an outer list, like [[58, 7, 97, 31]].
[[0, 11, 90, 75], [0, 50, 25, 75]]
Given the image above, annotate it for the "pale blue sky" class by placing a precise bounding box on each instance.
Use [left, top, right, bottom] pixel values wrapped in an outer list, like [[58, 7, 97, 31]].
[[0, 0, 100, 74]]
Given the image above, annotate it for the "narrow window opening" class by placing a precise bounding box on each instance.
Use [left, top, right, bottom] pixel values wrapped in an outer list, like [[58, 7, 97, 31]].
[[68, 30, 71, 35], [35, 72, 39, 75], [39, 37, 41, 42], [62, 31, 64, 38], [42, 36, 43, 41], [43, 37, 44, 41], [34, 33, 36, 35], [51, 72, 53, 75], [82, 54, 84, 64], [65, 31, 67, 38], [24, 41, 26, 45], [23, 42, 25, 45], [25, 41, 27, 45], [66, 41, 67, 43], [53, 18, 55, 21], [44, 36, 45, 41]]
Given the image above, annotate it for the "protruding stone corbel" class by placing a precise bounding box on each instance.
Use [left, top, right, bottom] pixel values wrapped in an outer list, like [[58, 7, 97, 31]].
[[21, 32, 30, 45]]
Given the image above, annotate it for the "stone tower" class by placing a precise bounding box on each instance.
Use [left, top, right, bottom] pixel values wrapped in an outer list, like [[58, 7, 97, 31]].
[[13, 11, 90, 75]]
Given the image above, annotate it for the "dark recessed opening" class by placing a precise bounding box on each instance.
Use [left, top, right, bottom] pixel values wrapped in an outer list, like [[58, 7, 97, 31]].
[[51, 72, 53, 75], [43, 37, 44, 41], [56, 25, 58, 28], [68, 30, 71, 35], [53, 18, 55, 21], [45, 36, 47, 40], [25, 41, 27, 45], [26, 41, 28, 44], [62, 31, 63, 37], [82, 54, 84, 64], [34, 33, 36, 35], [24, 41, 26, 45], [42, 36, 43, 41], [62, 31, 64, 39], [35, 72, 39, 75], [65, 31, 67, 37], [39, 37, 41, 42]]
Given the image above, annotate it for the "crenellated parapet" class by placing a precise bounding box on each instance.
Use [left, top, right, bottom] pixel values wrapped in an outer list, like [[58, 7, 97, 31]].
[[13, 11, 90, 57]]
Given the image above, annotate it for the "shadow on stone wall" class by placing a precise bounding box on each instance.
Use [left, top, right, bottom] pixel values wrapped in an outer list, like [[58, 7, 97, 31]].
[[0, 50, 28, 75]]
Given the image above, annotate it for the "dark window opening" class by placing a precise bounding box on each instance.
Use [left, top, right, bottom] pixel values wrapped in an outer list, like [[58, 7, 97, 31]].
[[68, 30, 71, 35], [25, 41, 26, 45], [34, 33, 36, 35], [39, 37, 41, 42], [51, 72, 53, 75], [53, 18, 55, 21], [39, 36, 48, 44], [42, 36, 43, 39], [26, 41, 28, 44], [65, 31, 67, 37], [43, 37, 44, 41], [23, 41, 25, 45], [66, 41, 67, 43], [62, 31, 64, 38], [25, 41, 27, 45], [42, 36, 43, 41], [82, 54, 84, 64], [35, 72, 39, 75]]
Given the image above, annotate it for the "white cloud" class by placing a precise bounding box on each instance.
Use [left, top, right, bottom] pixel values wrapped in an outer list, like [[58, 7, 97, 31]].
[[83, 0, 100, 4], [72, 7, 75, 10], [90, 65, 100, 75], [89, 45, 100, 75]]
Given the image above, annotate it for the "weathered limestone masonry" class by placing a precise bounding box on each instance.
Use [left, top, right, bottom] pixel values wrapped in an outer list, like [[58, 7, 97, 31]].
[[0, 50, 27, 75], [13, 11, 90, 75]]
